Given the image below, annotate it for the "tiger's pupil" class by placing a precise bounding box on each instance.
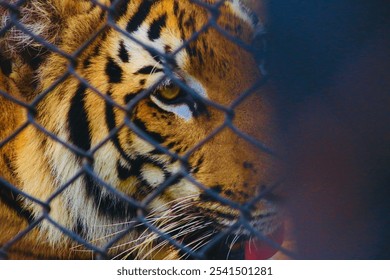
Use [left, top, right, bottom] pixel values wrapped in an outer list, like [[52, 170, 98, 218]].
[[160, 85, 181, 100]]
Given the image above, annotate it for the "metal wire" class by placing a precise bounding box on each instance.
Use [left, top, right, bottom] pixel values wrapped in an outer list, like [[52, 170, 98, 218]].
[[0, 0, 291, 260]]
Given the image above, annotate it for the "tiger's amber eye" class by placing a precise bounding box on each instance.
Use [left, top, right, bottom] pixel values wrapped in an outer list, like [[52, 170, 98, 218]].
[[159, 85, 181, 100]]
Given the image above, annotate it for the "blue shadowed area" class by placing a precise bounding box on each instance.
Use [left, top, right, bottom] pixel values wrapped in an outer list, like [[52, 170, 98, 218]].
[[267, 0, 390, 259]]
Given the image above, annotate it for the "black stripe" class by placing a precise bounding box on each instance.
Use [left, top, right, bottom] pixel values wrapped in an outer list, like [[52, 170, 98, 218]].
[[68, 84, 91, 151], [83, 56, 92, 68], [124, 89, 143, 105], [126, 0, 158, 33], [117, 160, 133, 180], [88, 2, 97, 12], [105, 91, 133, 164], [134, 65, 163, 75], [93, 44, 101, 56], [149, 148, 165, 155], [0, 182, 34, 224], [146, 100, 169, 115], [128, 156, 144, 177], [186, 44, 204, 65], [118, 40, 130, 63], [133, 117, 166, 143], [105, 57, 123, 83], [165, 173, 183, 186], [99, 9, 106, 21], [111, 0, 130, 20], [173, 1, 179, 17], [0, 53, 12, 76], [184, 15, 196, 32], [148, 14, 167, 41], [83, 43, 101, 69], [3, 154, 15, 173], [192, 155, 204, 173], [164, 45, 172, 53], [20, 46, 47, 71], [177, 9, 186, 41], [84, 171, 137, 220], [211, 185, 223, 194], [75, 218, 86, 238], [125, 94, 137, 105]]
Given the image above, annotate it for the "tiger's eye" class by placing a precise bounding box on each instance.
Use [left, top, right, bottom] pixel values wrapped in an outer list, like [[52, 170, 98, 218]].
[[159, 85, 181, 100]]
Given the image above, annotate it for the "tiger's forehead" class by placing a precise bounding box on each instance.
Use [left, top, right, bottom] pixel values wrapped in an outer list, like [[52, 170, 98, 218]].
[[99, 0, 257, 91], [112, 0, 257, 35]]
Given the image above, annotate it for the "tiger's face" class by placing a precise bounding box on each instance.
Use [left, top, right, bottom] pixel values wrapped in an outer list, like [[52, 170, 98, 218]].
[[5, 0, 281, 259]]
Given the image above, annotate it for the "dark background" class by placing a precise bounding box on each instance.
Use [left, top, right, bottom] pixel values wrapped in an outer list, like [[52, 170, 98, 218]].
[[266, 0, 390, 259]]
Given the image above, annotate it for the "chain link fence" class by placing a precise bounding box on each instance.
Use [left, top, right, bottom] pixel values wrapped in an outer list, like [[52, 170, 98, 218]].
[[0, 0, 293, 260]]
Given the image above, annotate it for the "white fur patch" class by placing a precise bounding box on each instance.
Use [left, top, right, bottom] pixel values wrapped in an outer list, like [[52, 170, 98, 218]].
[[141, 164, 166, 187], [226, 0, 256, 28], [150, 95, 193, 121], [185, 75, 208, 99]]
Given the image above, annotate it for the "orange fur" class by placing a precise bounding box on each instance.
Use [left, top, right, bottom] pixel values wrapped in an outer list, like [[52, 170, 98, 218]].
[[0, 0, 280, 259]]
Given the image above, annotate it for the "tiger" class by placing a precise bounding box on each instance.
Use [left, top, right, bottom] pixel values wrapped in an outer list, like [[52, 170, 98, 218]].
[[0, 0, 284, 260]]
